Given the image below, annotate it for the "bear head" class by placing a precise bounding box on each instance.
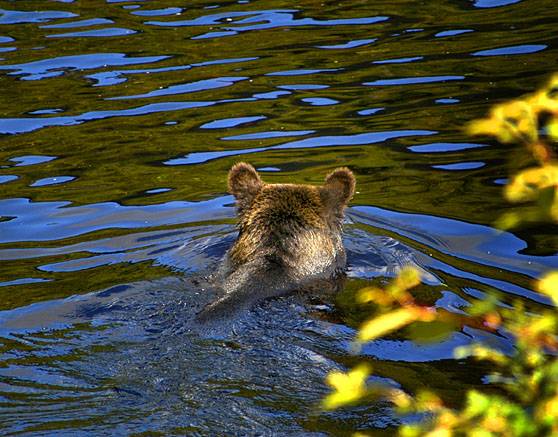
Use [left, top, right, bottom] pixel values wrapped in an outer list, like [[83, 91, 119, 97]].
[[226, 162, 355, 281]]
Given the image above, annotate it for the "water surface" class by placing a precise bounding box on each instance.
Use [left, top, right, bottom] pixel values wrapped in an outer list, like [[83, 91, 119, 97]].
[[0, 0, 557, 435]]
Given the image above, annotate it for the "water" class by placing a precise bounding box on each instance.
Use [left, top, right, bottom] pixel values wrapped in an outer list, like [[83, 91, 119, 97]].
[[0, 0, 557, 434]]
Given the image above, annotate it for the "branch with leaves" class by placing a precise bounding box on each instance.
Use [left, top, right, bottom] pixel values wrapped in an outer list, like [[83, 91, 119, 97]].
[[322, 75, 558, 437]]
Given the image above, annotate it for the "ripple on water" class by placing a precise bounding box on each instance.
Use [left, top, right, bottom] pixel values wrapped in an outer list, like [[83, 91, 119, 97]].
[[0, 53, 170, 80], [0, 9, 77, 25], [300, 97, 339, 106], [131, 8, 183, 17], [372, 56, 423, 64], [46, 27, 138, 38], [472, 0, 523, 8], [85, 56, 256, 86], [364, 75, 464, 86], [316, 38, 377, 49], [0, 175, 18, 184], [435, 29, 474, 37], [472, 44, 547, 57], [357, 107, 385, 115], [8, 155, 57, 166], [408, 142, 488, 153], [432, 162, 485, 170], [199, 115, 266, 129], [106, 77, 248, 100], [266, 68, 342, 76], [164, 130, 436, 165], [0, 196, 233, 244], [40, 18, 115, 29], [222, 130, 314, 140], [30, 176, 76, 187]]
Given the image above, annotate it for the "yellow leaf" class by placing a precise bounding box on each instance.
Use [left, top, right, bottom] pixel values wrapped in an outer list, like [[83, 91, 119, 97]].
[[454, 344, 508, 365], [469, 429, 493, 437], [528, 142, 551, 163], [517, 117, 538, 142], [357, 287, 391, 305], [466, 118, 502, 137], [495, 211, 522, 230], [538, 271, 558, 305], [537, 393, 558, 422], [424, 429, 452, 437], [416, 390, 444, 411], [322, 364, 371, 410], [505, 165, 558, 202], [548, 73, 558, 91], [385, 388, 413, 409], [529, 90, 558, 114], [548, 119, 558, 142], [526, 350, 544, 367], [385, 267, 422, 300], [398, 425, 422, 437], [494, 100, 538, 142], [527, 314, 556, 337], [495, 100, 534, 122], [357, 308, 420, 342], [392, 267, 422, 291]]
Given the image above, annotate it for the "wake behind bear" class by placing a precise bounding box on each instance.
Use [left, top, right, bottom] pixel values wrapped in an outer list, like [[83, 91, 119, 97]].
[[196, 162, 355, 323]]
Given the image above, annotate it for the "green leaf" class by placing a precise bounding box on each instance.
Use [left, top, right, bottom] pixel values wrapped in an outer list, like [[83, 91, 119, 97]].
[[536, 186, 556, 213], [407, 320, 456, 344], [468, 293, 500, 316], [464, 390, 491, 416]]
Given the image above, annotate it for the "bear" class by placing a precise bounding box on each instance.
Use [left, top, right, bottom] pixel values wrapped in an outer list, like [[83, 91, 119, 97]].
[[195, 162, 355, 322]]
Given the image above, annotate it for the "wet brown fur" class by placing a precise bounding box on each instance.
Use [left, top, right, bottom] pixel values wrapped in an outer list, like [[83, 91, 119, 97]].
[[196, 162, 355, 322]]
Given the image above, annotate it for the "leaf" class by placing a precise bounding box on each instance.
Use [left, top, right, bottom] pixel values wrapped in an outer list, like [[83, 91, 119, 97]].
[[536, 186, 557, 213], [494, 100, 538, 143], [505, 165, 558, 203], [454, 344, 509, 365], [537, 393, 558, 424], [387, 266, 422, 299], [467, 293, 499, 316], [357, 308, 421, 342], [398, 425, 423, 437], [495, 211, 523, 230], [385, 388, 413, 409], [547, 73, 558, 93], [423, 429, 452, 437], [529, 90, 558, 114], [548, 119, 558, 142], [464, 390, 491, 416], [538, 271, 558, 305], [466, 118, 502, 137], [408, 320, 456, 344], [526, 314, 556, 337], [415, 390, 444, 411], [357, 286, 391, 305], [322, 364, 371, 410], [528, 142, 551, 163], [393, 267, 422, 291], [469, 429, 493, 437]]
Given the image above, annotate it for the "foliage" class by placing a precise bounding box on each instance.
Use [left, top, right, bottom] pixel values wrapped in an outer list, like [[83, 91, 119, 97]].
[[322, 75, 558, 436], [467, 74, 558, 228]]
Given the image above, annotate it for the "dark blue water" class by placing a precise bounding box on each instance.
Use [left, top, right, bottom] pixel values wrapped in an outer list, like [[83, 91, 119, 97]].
[[0, 0, 557, 434]]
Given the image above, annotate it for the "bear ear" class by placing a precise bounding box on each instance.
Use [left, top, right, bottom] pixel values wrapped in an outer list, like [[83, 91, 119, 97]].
[[228, 162, 263, 203], [322, 167, 355, 208]]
